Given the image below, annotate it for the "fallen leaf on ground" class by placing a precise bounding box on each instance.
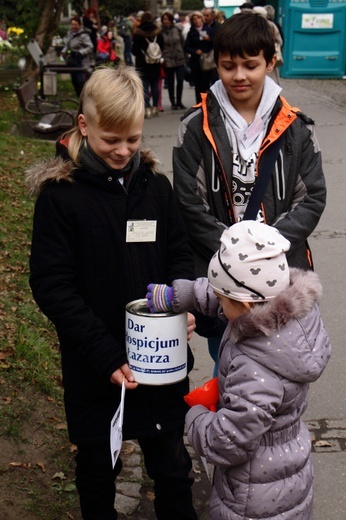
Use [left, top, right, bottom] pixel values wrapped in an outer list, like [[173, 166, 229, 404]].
[[52, 471, 66, 481], [146, 491, 155, 501], [9, 462, 32, 469], [314, 440, 332, 447], [121, 444, 135, 455], [0, 348, 13, 360], [36, 462, 46, 472], [55, 422, 67, 430]]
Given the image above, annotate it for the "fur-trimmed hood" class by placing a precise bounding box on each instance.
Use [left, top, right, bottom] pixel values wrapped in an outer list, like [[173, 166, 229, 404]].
[[229, 268, 322, 341], [225, 268, 331, 382], [25, 148, 161, 197], [133, 22, 162, 39]]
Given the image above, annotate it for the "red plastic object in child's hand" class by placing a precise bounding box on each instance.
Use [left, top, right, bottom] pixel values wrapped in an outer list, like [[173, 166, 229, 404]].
[[184, 377, 219, 412]]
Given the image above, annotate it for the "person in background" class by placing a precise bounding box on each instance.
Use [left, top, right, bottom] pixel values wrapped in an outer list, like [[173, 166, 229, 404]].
[[173, 12, 326, 374], [27, 65, 198, 520], [233, 1, 254, 14], [82, 6, 98, 53], [253, 6, 283, 85], [117, 14, 133, 65], [132, 11, 164, 119], [61, 16, 94, 97], [131, 10, 144, 35], [157, 64, 165, 112], [202, 7, 221, 85], [184, 11, 214, 103], [214, 9, 226, 23], [147, 220, 331, 520], [161, 11, 186, 110], [265, 4, 284, 48], [113, 24, 125, 62], [180, 14, 191, 41], [96, 28, 118, 64]]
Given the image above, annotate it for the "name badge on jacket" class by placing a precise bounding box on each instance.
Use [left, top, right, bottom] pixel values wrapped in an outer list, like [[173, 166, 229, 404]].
[[126, 220, 157, 242]]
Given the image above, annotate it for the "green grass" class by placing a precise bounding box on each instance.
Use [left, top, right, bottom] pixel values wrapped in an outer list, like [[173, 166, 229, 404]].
[[0, 76, 81, 519]]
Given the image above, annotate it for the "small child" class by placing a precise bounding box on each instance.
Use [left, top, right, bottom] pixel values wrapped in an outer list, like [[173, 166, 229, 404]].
[[147, 220, 331, 519]]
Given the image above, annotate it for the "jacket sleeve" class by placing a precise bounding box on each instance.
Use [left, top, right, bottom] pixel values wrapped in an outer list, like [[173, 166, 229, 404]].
[[79, 32, 94, 56], [131, 34, 143, 57], [29, 189, 128, 381], [173, 114, 227, 264], [185, 354, 284, 467], [172, 278, 219, 316], [273, 120, 326, 254]]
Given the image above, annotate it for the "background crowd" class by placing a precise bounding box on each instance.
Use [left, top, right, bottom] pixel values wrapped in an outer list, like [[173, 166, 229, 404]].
[[60, 3, 284, 111]]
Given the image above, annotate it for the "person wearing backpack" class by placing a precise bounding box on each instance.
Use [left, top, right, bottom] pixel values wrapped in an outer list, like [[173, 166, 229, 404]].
[[161, 11, 186, 110], [132, 11, 164, 119]]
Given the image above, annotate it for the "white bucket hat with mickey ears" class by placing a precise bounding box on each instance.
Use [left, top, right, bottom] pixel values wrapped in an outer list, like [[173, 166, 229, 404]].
[[208, 221, 291, 302]]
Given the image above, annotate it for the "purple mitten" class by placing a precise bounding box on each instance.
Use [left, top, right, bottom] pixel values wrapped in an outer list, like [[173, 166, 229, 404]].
[[146, 284, 174, 313]]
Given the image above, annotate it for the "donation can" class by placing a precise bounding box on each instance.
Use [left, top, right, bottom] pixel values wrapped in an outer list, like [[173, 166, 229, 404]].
[[125, 299, 187, 385]]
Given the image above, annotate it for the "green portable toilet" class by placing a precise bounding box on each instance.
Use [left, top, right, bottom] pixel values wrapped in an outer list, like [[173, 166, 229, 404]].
[[279, 0, 346, 77]]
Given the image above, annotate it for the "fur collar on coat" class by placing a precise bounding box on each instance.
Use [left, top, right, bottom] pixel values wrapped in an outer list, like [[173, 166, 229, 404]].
[[133, 23, 161, 39], [229, 268, 322, 343], [26, 148, 160, 197]]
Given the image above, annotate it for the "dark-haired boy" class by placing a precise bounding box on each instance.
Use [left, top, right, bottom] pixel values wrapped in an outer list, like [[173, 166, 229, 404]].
[[173, 12, 326, 368]]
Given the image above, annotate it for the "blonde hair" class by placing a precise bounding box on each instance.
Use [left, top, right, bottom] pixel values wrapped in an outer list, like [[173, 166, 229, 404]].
[[65, 65, 145, 163], [190, 11, 205, 24]]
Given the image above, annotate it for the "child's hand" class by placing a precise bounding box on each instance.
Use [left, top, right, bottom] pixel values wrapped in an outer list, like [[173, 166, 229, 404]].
[[187, 312, 196, 341], [184, 377, 219, 411], [110, 364, 138, 389], [146, 283, 174, 313]]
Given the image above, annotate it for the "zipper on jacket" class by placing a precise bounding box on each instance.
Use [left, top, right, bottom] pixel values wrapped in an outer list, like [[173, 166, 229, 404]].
[[211, 153, 220, 193], [274, 150, 285, 201], [200, 93, 235, 224]]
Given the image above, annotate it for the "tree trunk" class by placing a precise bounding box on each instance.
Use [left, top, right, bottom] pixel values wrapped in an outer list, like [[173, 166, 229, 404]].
[[25, 0, 65, 80], [35, 0, 66, 53]]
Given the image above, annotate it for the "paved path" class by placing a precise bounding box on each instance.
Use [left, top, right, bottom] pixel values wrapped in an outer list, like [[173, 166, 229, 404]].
[[115, 77, 346, 519]]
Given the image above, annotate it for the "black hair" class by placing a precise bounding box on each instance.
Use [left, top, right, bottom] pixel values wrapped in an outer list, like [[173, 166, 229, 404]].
[[141, 11, 154, 24], [240, 2, 255, 10], [214, 12, 275, 65], [70, 16, 81, 26]]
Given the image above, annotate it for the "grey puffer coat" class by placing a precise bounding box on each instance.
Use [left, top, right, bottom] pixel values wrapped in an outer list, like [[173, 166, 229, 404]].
[[177, 269, 331, 519]]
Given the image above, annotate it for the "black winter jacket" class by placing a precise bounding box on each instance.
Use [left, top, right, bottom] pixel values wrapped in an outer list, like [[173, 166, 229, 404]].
[[27, 148, 194, 445], [173, 90, 326, 275]]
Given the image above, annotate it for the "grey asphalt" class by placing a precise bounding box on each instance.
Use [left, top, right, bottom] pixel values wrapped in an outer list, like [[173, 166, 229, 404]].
[[140, 77, 346, 519]]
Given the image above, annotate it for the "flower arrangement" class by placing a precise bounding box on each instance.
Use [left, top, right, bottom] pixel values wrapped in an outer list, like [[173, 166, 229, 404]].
[[0, 33, 23, 67], [7, 27, 24, 37]]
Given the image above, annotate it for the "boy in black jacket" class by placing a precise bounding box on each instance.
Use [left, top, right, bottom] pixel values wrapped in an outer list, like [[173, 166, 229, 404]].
[[28, 66, 197, 520]]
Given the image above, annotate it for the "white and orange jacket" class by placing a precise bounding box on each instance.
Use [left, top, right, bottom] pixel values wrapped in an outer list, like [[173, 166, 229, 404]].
[[173, 90, 326, 276]]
